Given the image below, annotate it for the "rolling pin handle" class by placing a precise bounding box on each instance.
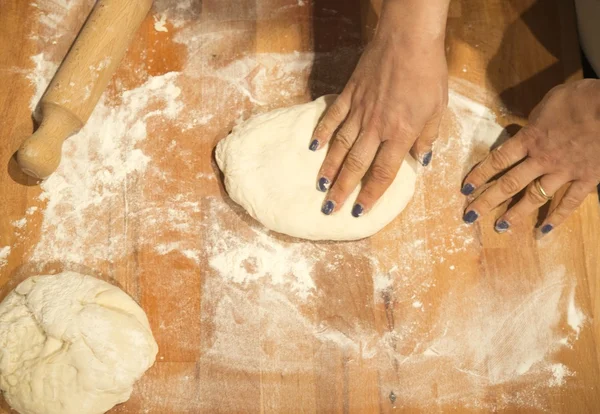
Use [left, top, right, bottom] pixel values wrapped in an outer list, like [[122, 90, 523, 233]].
[[16, 103, 83, 179]]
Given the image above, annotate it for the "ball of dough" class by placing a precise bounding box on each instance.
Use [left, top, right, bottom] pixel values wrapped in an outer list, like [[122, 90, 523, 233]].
[[216, 95, 418, 241], [0, 271, 158, 414]]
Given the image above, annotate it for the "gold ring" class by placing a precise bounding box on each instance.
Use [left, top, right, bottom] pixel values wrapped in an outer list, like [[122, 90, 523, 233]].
[[534, 178, 553, 201]]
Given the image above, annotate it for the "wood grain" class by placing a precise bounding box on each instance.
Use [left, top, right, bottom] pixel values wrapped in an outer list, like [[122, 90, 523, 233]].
[[1, 0, 599, 413], [17, 0, 154, 179]]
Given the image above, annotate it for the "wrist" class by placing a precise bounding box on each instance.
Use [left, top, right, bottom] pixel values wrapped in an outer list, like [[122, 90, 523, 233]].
[[375, 0, 450, 47]]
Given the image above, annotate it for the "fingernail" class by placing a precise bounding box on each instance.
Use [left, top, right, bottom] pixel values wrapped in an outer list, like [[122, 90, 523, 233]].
[[351, 203, 364, 218], [321, 200, 335, 215], [463, 210, 479, 224], [421, 151, 433, 167], [309, 139, 319, 151], [317, 177, 330, 192], [461, 183, 475, 196], [495, 220, 510, 233], [541, 224, 554, 234]]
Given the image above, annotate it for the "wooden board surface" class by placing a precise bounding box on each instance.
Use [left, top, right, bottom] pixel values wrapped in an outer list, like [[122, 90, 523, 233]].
[[1, 0, 600, 412]]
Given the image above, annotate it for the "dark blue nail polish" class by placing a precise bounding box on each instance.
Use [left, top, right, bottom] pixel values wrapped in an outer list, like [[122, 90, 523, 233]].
[[495, 220, 510, 233], [321, 200, 335, 215], [541, 224, 554, 234], [317, 177, 330, 192], [463, 210, 479, 224], [421, 151, 433, 167], [351, 204, 364, 218], [309, 139, 319, 151], [461, 183, 475, 196]]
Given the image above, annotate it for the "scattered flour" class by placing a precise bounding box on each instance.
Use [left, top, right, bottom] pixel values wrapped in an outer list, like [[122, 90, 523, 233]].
[[205, 199, 319, 300], [153, 13, 169, 32], [11, 218, 27, 229], [19, 1, 589, 411], [0, 247, 10, 269], [31, 72, 182, 265], [27, 53, 59, 111], [567, 286, 586, 338], [424, 267, 571, 385], [27, 0, 95, 112], [548, 363, 573, 387], [373, 271, 393, 300]]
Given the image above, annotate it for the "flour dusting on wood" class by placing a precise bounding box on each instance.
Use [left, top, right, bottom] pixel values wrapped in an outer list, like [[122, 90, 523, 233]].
[[15, 0, 591, 412], [0, 247, 10, 270]]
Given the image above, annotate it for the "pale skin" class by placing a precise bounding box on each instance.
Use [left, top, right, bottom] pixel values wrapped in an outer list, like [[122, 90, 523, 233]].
[[312, 0, 600, 237]]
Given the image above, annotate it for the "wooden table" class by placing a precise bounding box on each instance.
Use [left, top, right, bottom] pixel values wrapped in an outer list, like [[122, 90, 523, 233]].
[[1, 0, 599, 412]]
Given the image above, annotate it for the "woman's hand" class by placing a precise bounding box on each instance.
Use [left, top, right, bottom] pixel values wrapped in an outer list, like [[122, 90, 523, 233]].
[[310, 0, 450, 217], [461, 79, 600, 235]]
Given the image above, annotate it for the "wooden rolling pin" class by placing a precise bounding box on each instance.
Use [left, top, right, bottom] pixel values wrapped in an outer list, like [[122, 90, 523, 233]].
[[17, 0, 154, 179]]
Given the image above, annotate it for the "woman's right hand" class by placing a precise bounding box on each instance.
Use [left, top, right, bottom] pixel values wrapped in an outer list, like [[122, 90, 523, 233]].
[[310, 0, 451, 218]]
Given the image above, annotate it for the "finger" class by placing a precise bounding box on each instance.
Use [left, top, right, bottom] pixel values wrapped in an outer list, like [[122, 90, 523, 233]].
[[320, 131, 380, 215], [492, 174, 567, 232], [352, 139, 408, 217], [462, 159, 544, 224], [461, 133, 528, 196], [537, 180, 597, 236], [316, 114, 362, 193], [310, 91, 352, 151], [410, 112, 443, 167]]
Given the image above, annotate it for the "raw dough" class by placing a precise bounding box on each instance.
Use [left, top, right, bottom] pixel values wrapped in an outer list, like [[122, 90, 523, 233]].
[[0, 271, 158, 414], [216, 95, 418, 241]]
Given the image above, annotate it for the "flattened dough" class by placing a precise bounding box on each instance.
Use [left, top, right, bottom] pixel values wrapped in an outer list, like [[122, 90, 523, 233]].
[[216, 95, 417, 241]]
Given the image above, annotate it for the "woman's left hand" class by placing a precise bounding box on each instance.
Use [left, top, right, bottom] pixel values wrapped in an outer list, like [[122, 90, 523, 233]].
[[461, 79, 600, 236]]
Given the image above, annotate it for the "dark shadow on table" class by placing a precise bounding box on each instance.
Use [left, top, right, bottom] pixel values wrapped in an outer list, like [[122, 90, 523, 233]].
[[486, 0, 581, 117], [582, 48, 599, 79], [307, 0, 364, 99]]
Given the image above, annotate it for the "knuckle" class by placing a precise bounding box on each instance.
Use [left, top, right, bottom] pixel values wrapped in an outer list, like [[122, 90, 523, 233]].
[[319, 158, 341, 179], [333, 181, 352, 197], [503, 211, 522, 225], [468, 167, 488, 186], [488, 149, 511, 171], [395, 122, 415, 141], [526, 185, 548, 204], [314, 122, 330, 138], [560, 195, 582, 210], [417, 128, 438, 146], [550, 207, 569, 222], [367, 116, 385, 138], [497, 175, 522, 195], [358, 186, 377, 204], [334, 129, 356, 150], [475, 197, 494, 212], [343, 152, 366, 174], [332, 176, 358, 197], [359, 180, 386, 203], [318, 164, 334, 180], [327, 102, 346, 122], [520, 125, 545, 146], [369, 163, 398, 184], [533, 150, 555, 167]]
